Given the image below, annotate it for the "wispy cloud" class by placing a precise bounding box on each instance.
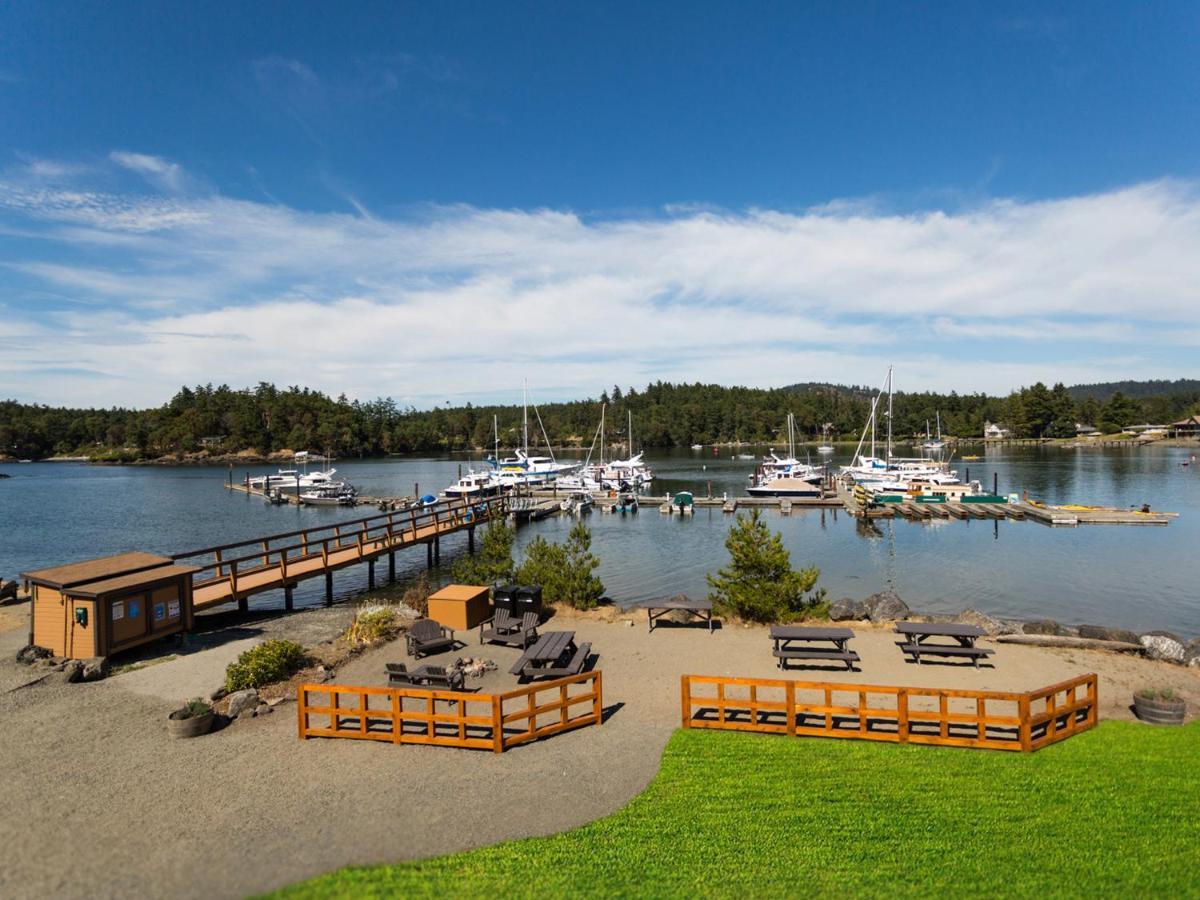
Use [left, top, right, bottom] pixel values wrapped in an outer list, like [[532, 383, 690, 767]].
[[0, 167, 1198, 406], [109, 151, 189, 193]]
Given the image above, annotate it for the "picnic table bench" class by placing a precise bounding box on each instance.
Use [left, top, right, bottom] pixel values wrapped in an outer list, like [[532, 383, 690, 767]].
[[643, 594, 716, 633], [509, 630, 592, 682], [769, 625, 859, 671], [895, 622, 995, 668]]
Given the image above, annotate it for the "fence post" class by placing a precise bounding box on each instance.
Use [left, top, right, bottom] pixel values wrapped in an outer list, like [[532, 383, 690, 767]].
[[392, 691, 402, 745], [492, 694, 504, 753], [593, 671, 603, 726], [1018, 694, 1032, 752], [680, 676, 691, 729], [897, 689, 909, 743], [786, 681, 796, 737], [297, 686, 307, 740]]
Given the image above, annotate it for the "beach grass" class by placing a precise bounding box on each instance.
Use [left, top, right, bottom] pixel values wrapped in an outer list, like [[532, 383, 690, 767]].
[[275, 720, 1198, 898]]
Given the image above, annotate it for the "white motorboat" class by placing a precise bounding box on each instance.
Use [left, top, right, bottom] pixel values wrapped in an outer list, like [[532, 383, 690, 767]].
[[443, 470, 502, 499], [299, 483, 357, 506]]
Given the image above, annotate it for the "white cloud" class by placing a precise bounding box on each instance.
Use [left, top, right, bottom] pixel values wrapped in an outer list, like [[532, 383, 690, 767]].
[[0, 175, 1198, 406], [109, 151, 189, 193]]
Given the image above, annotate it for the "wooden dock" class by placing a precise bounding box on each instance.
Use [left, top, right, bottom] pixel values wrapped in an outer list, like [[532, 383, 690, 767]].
[[173, 495, 508, 611], [840, 493, 1174, 527]]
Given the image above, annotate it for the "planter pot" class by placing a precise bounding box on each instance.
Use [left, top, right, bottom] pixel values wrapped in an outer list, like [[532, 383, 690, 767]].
[[1133, 694, 1185, 725], [167, 709, 214, 738]]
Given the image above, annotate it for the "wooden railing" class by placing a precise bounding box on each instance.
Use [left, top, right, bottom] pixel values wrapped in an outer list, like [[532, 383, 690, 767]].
[[172, 495, 507, 592], [681, 673, 1097, 753], [297, 670, 603, 752]]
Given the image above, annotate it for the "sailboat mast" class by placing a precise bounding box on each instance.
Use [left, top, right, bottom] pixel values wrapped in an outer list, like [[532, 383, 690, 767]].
[[628, 409, 633, 457], [522, 380, 529, 455], [600, 403, 606, 466], [886, 366, 894, 462], [493, 414, 499, 459]]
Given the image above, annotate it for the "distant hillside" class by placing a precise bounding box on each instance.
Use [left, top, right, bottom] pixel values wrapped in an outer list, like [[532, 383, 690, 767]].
[[1066, 379, 1200, 402]]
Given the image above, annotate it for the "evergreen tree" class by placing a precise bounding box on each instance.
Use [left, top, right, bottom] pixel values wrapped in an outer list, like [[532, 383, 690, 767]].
[[514, 522, 605, 609], [706, 509, 823, 622], [1099, 391, 1141, 434], [450, 521, 515, 587]]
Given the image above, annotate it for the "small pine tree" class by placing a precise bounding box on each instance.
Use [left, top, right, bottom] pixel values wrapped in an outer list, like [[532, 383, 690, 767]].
[[514, 523, 605, 609], [450, 521, 515, 587], [707, 509, 824, 622]]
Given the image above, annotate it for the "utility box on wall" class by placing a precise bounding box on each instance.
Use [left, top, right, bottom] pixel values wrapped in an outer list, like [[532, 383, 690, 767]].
[[22, 552, 199, 660]]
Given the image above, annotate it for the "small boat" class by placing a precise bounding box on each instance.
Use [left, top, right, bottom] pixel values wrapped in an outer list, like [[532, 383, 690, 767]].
[[442, 470, 501, 499], [922, 412, 945, 452], [672, 491, 695, 514], [817, 422, 835, 455], [690, 443, 703, 450], [961, 455, 982, 461], [747, 476, 822, 498], [615, 492, 639, 514], [560, 490, 594, 514], [419, 494, 439, 507], [300, 482, 357, 506]]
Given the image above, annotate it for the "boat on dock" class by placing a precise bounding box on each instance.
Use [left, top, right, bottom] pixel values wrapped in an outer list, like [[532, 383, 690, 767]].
[[443, 470, 502, 499], [299, 483, 358, 506]]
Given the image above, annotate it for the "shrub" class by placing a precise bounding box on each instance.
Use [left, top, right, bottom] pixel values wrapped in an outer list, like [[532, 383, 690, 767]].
[[1137, 688, 1181, 702], [400, 572, 433, 616], [706, 509, 825, 623], [451, 521, 516, 588], [175, 698, 212, 719], [343, 606, 399, 645], [514, 522, 604, 610], [224, 639, 307, 692]]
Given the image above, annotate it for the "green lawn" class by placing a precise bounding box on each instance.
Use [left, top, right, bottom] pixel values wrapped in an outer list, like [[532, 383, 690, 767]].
[[277, 721, 1198, 898]]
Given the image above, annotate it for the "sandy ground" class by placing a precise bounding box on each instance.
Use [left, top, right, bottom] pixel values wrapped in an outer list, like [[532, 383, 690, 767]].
[[0, 602, 1196, 899]]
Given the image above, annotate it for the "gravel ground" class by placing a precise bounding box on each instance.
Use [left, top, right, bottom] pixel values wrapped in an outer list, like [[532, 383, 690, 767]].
[[0, 603, 1196, 899]]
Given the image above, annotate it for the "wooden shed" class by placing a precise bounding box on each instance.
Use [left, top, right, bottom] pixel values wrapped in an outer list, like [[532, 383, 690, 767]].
[[426, 584, 492, 630], [22, 552, 199, 660]]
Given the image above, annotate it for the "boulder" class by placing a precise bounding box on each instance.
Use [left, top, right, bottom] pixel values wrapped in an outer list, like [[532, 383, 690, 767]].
[[1140, 632, 1186, 664], [62, 660, 84, 684], [1185, 639, 1200, 668], [15, 644, 52, 665], [0, 580, 18, 603], [829, 597, 868, 621], [1022, 619, 1064, 636], [955, 608, 1012, 636], [80, 657, 109, 682], [864, 591, 910, 623], [1077, 624, 1140, 645], [226, 688, 260, 718]]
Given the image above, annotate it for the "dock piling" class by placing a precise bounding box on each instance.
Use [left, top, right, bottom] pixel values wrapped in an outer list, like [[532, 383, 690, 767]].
[[426, 542, 433, 570], [368, 559, 375, 590], [468, 526, 475, 553], [388, 551, 395, 583], [284, 584, 294, 611], [324, 571, 333, 606]]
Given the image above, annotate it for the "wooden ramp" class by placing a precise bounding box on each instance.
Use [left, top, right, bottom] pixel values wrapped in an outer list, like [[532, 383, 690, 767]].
[[174, 496, 508, 611]]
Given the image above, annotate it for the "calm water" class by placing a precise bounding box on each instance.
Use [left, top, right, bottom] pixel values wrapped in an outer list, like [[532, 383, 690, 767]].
[[1, 446, 1197, 637]]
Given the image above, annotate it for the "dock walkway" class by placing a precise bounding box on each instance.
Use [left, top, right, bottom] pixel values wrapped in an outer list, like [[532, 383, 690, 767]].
[[173, 496, 507, 611]]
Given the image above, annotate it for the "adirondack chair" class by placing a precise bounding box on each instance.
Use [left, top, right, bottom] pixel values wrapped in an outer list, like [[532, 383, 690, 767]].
[[405, 617, 457, 658], [480, 609, 540, 648]]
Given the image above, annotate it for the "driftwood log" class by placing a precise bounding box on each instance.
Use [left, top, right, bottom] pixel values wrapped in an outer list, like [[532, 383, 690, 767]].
[[995, 634, 1145, 653]]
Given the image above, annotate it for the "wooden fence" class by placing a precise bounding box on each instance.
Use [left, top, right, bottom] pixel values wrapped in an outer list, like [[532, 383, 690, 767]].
[[681, 673, 1096, 752], [297, 670, 603, 752]]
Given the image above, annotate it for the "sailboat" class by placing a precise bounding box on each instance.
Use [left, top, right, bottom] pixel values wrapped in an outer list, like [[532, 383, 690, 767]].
[[817, 422, 835, 455], [486, 382, 581, 486], [749, 413, 822, 495], [922, 412, 945, 452]]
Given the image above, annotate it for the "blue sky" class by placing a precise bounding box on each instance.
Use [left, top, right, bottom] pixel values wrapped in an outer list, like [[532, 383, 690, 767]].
[[1, 2, 1198, 406]]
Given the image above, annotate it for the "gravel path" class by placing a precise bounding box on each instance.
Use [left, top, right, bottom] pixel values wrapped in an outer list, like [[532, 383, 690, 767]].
[[0, 604, 1196, 899]]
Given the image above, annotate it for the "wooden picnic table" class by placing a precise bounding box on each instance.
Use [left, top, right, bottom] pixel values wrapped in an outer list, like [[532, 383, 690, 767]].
[[769, 625, 859, 671], [894, 622, 995, 668], [643, 595, 715, 633], [509, 630, 592, 681]]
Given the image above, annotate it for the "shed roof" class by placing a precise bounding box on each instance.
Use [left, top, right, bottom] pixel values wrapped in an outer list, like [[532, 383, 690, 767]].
[[64, 563, 199, 598], [22, 551, 177, 589], [1171, 415, 1200, 427]]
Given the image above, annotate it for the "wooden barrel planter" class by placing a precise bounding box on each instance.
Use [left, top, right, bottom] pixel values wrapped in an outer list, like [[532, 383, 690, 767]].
[[1133, 692, 1186, 725], [167, 708, 214, 738]]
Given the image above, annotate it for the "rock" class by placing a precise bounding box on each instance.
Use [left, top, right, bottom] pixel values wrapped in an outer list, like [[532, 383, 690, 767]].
[[62, 660, 84, 683], [15, 644, 52, 665], [829, 597, 868, 621], [226, 688, 260, 718], [1077, 624, 1140, 645], [209, 687, 228, 702], [80, 657, 109, 682], [864, 591, 910, 623], [955, 608, 1012, 636], [1140, 632, 1186, 663], [0, 580, 17, 603], [256, 703, 273, 715], [1185, 639, 1200, 668], [1022, 619, 1064, 636]]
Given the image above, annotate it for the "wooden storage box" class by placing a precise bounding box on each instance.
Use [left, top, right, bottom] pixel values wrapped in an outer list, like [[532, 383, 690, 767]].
[[426, 584, 491, 630]]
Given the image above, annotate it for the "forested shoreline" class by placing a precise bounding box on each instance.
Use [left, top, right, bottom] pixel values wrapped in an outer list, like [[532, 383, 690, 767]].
[[1, 379, 1197, 461]]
